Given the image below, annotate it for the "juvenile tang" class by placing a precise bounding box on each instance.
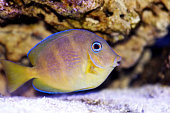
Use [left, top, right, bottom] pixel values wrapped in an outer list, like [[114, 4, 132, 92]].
[[0, 29, 121, 93]]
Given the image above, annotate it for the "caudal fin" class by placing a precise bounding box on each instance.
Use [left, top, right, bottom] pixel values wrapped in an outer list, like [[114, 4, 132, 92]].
[[0, 60, 34, 93]]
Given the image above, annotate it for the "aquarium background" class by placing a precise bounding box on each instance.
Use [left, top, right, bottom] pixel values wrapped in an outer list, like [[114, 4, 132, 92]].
[[0, 0, 169, 112]]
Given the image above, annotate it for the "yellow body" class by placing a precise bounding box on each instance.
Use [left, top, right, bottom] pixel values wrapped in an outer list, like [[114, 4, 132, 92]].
[[0, 29, 121, 93]]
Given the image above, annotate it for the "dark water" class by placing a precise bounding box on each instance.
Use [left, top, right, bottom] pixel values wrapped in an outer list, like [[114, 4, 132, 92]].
[[154, 28, 170, 47]]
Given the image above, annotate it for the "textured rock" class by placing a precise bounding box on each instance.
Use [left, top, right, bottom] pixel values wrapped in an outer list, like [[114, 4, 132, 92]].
[[23, 0, 104, 18], [0, 73, 7, 96], [114, 36, 146, 68], [0, 0, 21, 22], [132, 46, 170, 86], [0, 22, 51, 61]]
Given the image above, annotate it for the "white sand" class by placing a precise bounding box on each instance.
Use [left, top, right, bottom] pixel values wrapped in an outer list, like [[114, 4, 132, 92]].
[[0, 85, 170, 113]]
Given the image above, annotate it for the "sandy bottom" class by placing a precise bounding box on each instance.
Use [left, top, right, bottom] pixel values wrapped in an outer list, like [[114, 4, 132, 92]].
[[0, 85, 170, 113]]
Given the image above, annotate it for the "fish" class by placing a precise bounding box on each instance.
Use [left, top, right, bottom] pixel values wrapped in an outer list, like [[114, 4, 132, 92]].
[[0, 29, 121, 94]]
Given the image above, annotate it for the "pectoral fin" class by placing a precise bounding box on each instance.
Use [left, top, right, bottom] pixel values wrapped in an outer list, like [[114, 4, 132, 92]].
[[85, 53, 104, 75]]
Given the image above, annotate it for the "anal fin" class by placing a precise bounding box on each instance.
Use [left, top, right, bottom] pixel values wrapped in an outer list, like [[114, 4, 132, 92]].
[[32, 79, 69, 94]]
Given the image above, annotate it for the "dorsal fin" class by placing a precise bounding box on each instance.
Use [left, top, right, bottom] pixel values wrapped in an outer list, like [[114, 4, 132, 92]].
[[27, 29, 73, 65]]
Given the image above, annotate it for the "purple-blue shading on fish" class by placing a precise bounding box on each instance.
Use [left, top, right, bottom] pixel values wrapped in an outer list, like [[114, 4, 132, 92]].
[[0, 29, 121, 93]]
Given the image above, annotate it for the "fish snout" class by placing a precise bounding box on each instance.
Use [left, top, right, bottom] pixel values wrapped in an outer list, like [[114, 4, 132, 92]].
[[116, 55, 121, 66], [113, 55, 121, 67]]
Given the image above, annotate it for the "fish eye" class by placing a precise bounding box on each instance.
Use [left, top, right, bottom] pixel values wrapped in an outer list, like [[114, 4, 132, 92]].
[[91, 41, 102, 53]]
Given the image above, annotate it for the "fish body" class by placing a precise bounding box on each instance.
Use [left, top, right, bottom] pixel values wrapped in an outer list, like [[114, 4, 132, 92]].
[[0, 29, 121, 93]]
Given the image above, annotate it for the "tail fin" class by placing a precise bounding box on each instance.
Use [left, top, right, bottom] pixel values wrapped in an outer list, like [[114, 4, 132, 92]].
[[0, 60, 34, 93]]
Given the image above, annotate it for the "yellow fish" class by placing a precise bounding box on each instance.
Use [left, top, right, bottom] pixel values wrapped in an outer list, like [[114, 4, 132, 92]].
[[0, 29, 121, 94]]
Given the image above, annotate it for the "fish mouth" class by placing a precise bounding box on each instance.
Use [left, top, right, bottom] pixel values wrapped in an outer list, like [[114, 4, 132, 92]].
[[113, 55, 121, 67]]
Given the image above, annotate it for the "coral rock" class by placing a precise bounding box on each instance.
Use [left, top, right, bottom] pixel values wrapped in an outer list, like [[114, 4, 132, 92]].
[[0, 22, 51, 61]]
